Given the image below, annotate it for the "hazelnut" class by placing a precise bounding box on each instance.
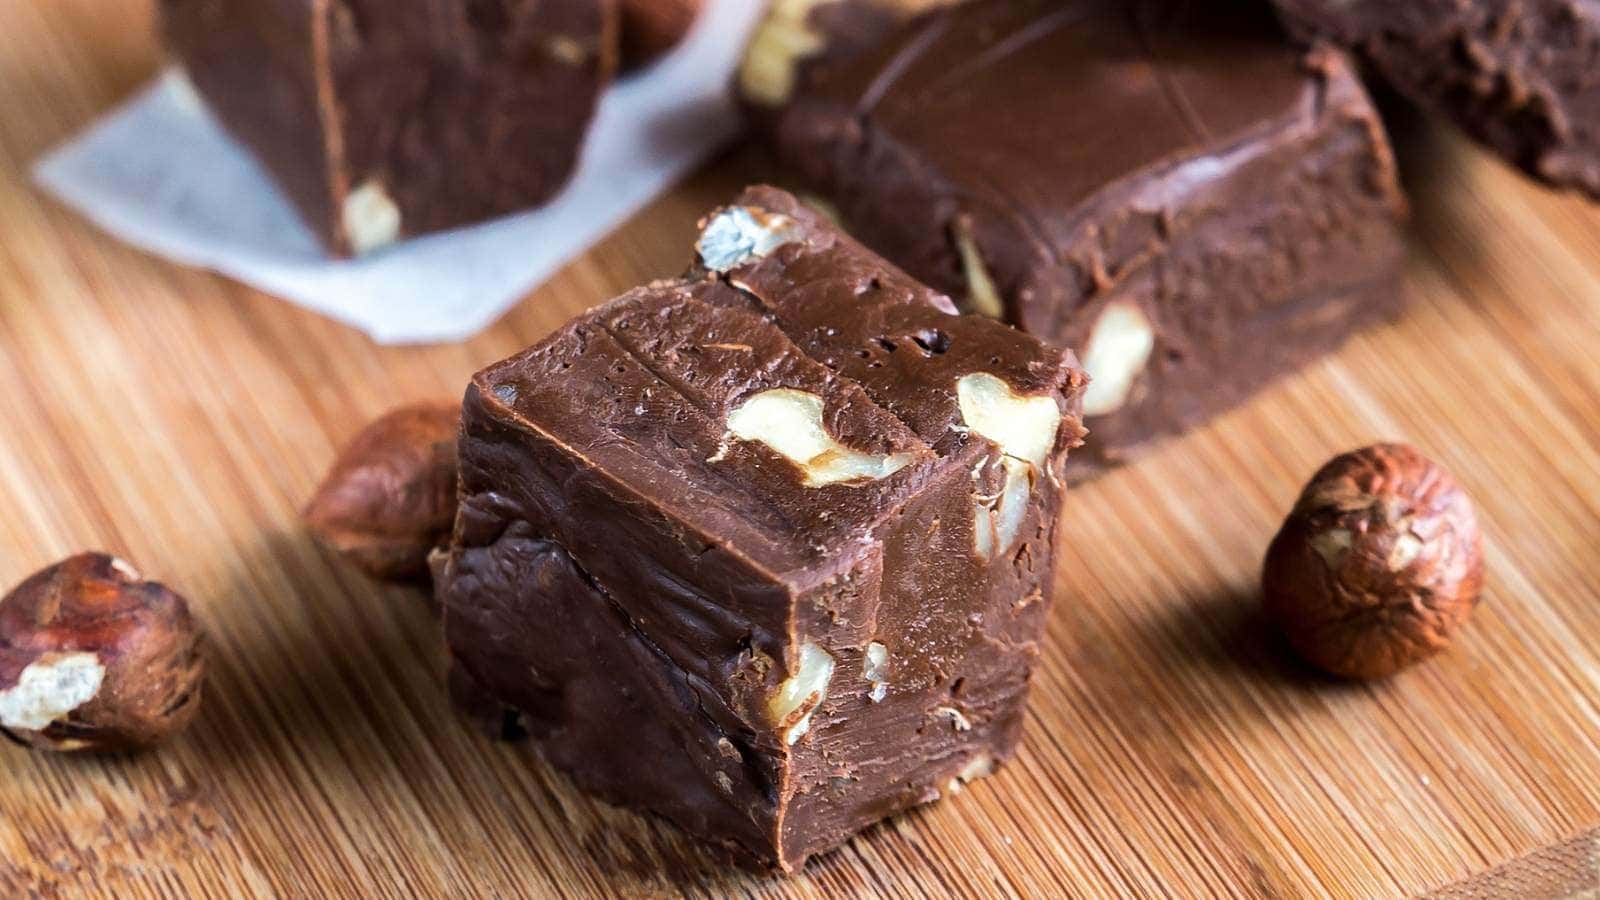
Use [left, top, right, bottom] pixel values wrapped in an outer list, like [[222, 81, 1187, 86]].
[[973, 455, 1031, 562], [1262, 444, 1484, 680], [722, 388, 915, 487], [737, 0, 966, 107], [737, 0, 838, 108], [304, 402, 460, 582], [769, 641, 835, 745], [955, 372, 1061, 470], [619, 0, 704, 70], [696, 205, 800, 273], [1079, 301, 1155, 417], [862, 640, 889, 703], [952, 218, 1004, 320], [341, 179, 402, 256], [0, 554, 204, 752]]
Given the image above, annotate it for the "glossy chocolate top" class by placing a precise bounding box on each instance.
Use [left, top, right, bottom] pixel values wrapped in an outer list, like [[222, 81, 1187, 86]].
[[800, 0, 1312, 233]]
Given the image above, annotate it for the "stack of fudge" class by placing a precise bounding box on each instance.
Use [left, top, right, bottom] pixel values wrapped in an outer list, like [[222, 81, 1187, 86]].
[[439, 186, 1086, 871]]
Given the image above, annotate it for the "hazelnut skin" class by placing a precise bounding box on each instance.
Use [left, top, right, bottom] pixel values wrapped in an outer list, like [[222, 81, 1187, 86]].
[[1262, 444, 1484, 680], [0, 554, 205, 752], [304, 402, 460, 582], [619, 0, 703, 70]]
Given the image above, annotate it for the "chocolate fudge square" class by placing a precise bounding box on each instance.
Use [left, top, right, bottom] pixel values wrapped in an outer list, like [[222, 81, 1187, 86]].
[[1274, 0, 1600, 199], [438, 186, 1086, 871], [161, 0, 617, 256], [760, 0, 1409, 478]]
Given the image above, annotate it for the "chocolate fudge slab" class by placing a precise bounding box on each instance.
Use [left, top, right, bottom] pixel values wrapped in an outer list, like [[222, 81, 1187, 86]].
[[1274, 0, 1600, 198], [161, 0, 617, 256], [438, 186, 1085, 871], [760, 0, 1409, 478]]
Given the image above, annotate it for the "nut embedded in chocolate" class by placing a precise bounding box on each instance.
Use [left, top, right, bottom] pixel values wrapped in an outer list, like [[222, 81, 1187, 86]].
[[1262, 444, 1485, 680], [737, 0, 966, 108], [0, 554, 205, 752], [304, 402, 461, 582]]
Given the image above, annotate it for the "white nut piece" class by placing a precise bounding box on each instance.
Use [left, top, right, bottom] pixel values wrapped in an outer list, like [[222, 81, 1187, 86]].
[[0, 651, 105, 732], [725, 389, 915, 487], [957, 753, 996, 783], [769, 641, 835, 745], [1080, 301, 1155, 417], [343, 179, 402, 255], [737, 0, 840, 107], [956, 373, 1061, 470], [862, 641, 889, 703], [933, 705, 972, 732], [953, 220, 1005, 320], [697, 206, 800, 273], [974, 456, 1032, 561]]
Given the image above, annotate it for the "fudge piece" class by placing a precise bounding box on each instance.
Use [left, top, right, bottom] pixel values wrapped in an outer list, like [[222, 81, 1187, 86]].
[[1274, 0, 1600, 198], [161, 0, 617, 256], [437, 186, 1086, 871], [753, 0, 1410, 478]]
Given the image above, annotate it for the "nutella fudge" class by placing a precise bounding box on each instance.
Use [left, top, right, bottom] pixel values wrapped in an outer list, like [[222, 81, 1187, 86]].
[[437, 186, 1086, 871], [161, 0, 617, 256], [748, 0, 1410, 477], [1274, 0, 1600, 198]]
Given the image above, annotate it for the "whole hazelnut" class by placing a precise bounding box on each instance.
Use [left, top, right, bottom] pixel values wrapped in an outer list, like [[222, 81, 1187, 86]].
[[0, 554, 205, 752], [1263, 444, 1484, 680], [304, 402, 460, 582], [619, 0, 704, 71]]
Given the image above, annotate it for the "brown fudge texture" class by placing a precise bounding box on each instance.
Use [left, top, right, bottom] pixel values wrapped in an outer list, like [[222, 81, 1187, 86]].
[[161, 0, 617, 256], [437, 186, 1086, 872], [1274, 0, 1600, 199], [759, 0, 1409, 478]]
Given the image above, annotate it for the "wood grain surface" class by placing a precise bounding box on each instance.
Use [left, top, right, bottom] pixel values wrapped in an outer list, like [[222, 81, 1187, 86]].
[[6, 2, 1600, 897]]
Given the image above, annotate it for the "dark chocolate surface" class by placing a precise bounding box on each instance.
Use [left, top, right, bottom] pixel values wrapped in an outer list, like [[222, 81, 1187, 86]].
[[439, 186, 1085, 871], [1275, 0, 1600, 199], [162, 0, 616, 255], [768, 0, 1409, 477]]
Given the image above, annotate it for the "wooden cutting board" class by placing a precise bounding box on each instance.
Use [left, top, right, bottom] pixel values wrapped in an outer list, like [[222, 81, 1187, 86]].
[[6, 2, 1600, 897]]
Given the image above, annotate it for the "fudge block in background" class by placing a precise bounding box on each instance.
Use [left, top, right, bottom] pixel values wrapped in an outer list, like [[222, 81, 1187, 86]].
[[161, 0, 617, 256], [438, 186, 1086, 871], [750, 0, 1410, 478], [1274, 0, 1600, 199]]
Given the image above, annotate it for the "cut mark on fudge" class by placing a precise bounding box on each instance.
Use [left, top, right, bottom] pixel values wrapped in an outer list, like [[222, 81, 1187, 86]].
[[862, 641, 889, 703], [343, 179, 402, 255], [0, 652, 105, 731], [769, 641, 835, 745], [1080, 301, 1156, 417], [723, 389, 915, 487], [697, 206, 802, 273]]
